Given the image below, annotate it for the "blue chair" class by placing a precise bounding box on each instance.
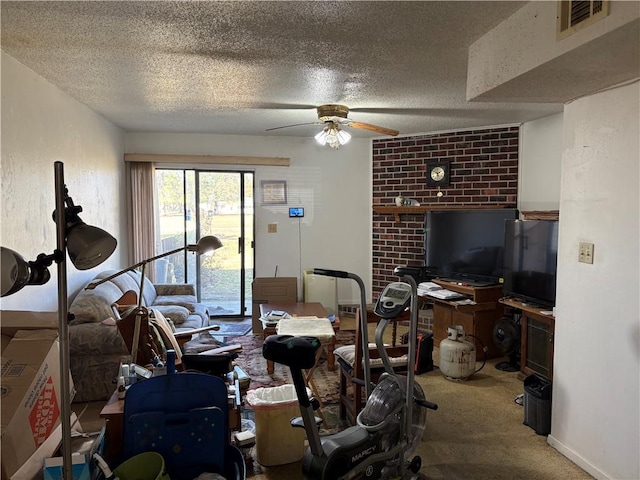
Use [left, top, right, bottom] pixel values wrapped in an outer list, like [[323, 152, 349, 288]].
[[122, 372, 246, 480]]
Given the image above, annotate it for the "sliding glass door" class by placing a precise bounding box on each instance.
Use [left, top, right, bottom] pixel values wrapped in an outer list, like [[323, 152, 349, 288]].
[[155, 169, 254, 318]]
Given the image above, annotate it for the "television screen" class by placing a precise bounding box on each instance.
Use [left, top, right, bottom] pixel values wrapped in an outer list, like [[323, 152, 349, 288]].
[[424, 209, 518, 286], [503, 219, 558, 307]]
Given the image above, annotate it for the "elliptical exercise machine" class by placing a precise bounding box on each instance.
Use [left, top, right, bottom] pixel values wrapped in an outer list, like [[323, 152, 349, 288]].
[[263, 268, 438, 480]]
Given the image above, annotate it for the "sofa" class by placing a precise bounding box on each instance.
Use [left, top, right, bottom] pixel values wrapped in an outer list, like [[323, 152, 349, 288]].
[[69, 269, 210, 402]]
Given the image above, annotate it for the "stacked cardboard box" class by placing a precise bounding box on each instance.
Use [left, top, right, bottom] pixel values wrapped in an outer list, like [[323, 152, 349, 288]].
[[1, 327, 73, 480]]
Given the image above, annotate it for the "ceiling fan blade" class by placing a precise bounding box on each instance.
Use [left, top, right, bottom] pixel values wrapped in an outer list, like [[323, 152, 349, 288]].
[[344, 120, 399, 136], [265, 121, 321, 132]]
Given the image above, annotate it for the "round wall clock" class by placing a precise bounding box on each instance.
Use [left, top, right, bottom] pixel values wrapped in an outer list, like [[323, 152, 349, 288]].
[[426, 161, 451, 187]]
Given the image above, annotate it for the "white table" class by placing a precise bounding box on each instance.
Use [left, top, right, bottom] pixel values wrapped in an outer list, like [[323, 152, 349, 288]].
[[277, 316, 336, 426]]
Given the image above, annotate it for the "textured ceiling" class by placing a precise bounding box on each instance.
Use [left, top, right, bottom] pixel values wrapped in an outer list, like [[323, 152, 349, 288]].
[[1, 1, 565, 138]]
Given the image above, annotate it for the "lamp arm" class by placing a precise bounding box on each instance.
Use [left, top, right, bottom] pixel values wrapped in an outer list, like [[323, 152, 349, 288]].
[[84, 245, 186, 290], [32, 251, 63, 268]]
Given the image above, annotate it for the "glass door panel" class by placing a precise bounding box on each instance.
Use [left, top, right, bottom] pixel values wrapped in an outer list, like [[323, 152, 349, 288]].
[[242, 174, 254, 316], [155, 168, 254, 318], [198, 171, 242, 316], [156, 170, 187, 283]]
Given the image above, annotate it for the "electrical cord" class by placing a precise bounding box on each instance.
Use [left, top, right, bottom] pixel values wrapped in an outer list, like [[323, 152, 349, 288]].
[[466, 333, 487, 374], [298, 216, 302, 281]]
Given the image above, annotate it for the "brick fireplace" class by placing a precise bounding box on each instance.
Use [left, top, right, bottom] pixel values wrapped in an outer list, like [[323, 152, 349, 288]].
[[371, 125, 520, 302]]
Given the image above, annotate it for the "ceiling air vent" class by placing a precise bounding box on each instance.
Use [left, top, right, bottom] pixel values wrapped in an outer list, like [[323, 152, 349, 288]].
[[557, 0, 609, 39]]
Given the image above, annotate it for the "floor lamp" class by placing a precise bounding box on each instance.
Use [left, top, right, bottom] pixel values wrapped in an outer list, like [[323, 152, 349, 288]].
[[1, 161, 117, 480], [85, 235, 223, 364]]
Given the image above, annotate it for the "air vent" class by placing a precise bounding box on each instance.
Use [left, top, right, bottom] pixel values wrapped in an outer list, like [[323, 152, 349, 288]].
[[557, 0, 609, 39]]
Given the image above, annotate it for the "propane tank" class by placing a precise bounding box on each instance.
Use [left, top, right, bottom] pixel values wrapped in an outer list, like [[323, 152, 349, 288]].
[[439, 325, 477, 380]]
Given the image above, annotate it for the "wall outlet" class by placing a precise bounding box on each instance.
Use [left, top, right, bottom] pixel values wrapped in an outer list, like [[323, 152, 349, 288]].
[[578, 242, 594, 264], [267, 223, 278, 233]]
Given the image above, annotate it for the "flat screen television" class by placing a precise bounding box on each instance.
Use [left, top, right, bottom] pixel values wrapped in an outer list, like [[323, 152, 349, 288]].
[[503, 219, 559, 307], [424, 208, 518, 286]]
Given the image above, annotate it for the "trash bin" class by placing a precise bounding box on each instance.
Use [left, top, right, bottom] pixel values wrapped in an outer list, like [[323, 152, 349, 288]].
[[114, 452, 170, 480], [523, 374, 552, 435], [245, 384, 305, 466]]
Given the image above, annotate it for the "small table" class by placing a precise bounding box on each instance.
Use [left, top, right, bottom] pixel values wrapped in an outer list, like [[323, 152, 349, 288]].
[[277, 317, 336, 427], [259, 302, 340, 374]]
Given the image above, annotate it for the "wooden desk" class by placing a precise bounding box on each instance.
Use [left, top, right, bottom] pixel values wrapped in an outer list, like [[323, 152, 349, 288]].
[[421, 280, 505, 359], [259, 302, 340, 373], [99, 392, 126, 463]]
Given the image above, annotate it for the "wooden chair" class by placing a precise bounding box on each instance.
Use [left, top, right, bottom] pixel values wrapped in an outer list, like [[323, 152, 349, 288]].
[[334, 308, 410, 425]]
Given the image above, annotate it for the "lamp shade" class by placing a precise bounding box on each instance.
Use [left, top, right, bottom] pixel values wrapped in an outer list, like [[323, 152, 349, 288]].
[[315, 122, 351, 149], [66, 222, 118, 270], [188, 235, 223, 255], [0, 247, 51, 297]]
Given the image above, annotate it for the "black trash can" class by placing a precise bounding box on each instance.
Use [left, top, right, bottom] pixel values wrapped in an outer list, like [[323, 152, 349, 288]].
[[523, 374, 552, 435]]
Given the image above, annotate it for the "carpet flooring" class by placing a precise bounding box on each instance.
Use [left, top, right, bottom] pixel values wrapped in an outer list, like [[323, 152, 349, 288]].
[[75, 320, 593, 480], [228, 331, 354, 404]]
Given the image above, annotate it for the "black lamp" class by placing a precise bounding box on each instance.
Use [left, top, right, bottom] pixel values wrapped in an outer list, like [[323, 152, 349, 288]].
[[0, 161, 117, 480]]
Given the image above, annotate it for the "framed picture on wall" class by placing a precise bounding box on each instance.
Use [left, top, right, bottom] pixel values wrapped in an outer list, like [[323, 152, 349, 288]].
[[261, 180, 287, 205]]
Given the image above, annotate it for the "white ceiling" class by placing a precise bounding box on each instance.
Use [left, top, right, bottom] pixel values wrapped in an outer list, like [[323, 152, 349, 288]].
[[0, 1, 600, 138]]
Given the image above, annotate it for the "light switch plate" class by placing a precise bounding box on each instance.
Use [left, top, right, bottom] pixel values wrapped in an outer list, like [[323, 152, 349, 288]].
[[579, 242, 594, 264]]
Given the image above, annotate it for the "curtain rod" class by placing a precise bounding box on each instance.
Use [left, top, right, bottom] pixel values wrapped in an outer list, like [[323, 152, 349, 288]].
[[124, 153, 290, 166]]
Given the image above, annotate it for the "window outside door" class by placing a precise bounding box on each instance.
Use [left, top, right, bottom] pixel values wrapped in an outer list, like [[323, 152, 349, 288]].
[[155, 169, 254, 318]]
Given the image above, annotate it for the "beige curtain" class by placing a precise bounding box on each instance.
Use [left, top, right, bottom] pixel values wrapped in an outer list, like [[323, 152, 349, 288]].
[[126, 161, 157, 281]]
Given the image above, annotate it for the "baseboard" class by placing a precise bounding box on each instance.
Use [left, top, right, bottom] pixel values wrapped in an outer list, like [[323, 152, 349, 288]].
[[547, 434, 611, 480]]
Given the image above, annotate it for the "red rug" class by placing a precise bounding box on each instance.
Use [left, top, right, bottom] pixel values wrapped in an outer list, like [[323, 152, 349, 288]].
[[226, 331, 354, 404]]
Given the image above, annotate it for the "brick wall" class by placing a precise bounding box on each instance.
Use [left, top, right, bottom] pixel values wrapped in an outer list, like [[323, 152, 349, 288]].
[[371, 125, 519, 301]]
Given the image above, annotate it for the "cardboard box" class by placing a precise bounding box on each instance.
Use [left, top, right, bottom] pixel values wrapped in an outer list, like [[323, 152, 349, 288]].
[[1, 329, 73, 480], [1, 311, 58, 354]]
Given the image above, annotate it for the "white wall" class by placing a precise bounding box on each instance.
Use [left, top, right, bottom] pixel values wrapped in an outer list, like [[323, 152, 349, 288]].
[[548, 80, 640, 480], [0, 52, 127, 311], [519, 113, 563, 211], [467, 1, 639, 101], [125, 133, 372, 304]]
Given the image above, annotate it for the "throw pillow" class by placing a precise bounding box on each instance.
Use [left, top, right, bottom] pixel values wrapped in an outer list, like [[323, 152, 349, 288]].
[[152, 305, 190, 324]]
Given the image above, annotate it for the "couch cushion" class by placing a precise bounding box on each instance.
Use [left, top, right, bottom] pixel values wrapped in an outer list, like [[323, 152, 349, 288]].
[[126, 270, 157, 306], [69, 282, 125, 325], [333, 344, 408, 368], [154, 294, 197, 312], [96, 270, 144, 302], [175, 313, 207, 332], [152, 305, 190, 325], [69, 321, 128, 356]]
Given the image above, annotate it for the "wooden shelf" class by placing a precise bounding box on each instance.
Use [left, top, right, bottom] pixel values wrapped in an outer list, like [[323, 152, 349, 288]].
[[499, 297, 555, 319], [373, 205, 511, 222], [521, 210, 559, 221]]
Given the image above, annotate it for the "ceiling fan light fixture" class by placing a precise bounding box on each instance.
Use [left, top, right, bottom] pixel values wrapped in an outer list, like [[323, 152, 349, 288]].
[[315, 122, 351, 149], [336, 128, 351, 145]]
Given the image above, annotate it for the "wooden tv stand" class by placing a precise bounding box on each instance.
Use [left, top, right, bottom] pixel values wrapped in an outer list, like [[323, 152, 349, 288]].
[[422, 279, 505, 359], [499, 297, 555, 380]]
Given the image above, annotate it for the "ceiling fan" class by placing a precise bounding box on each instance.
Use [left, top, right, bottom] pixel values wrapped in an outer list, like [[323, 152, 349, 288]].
[[266, 104, 399, 149]]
